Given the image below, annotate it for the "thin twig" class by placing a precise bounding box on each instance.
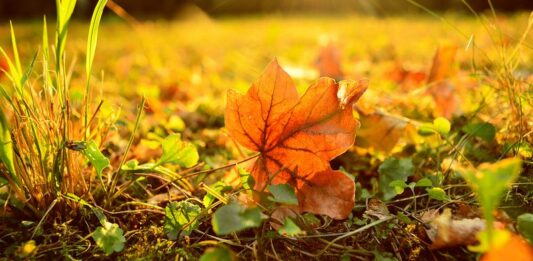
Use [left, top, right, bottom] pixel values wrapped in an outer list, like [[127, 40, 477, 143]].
[[153, 153, 259, 191], [317, 216, 394, 256]]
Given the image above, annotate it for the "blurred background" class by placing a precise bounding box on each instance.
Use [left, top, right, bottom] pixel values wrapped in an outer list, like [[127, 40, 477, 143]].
[[1, 0, 532, 20]]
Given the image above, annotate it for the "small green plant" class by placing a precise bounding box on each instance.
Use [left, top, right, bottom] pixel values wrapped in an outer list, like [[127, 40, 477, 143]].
[[517, 213, 533, 244], [457, 158, 522, 251], [211, 201, 266, 235], [120, 133, 199, 192], [199, 246, 236, 261], [378, 157, 414, 200], [164, 201, 201, 240], [92, 221, 126, 255]]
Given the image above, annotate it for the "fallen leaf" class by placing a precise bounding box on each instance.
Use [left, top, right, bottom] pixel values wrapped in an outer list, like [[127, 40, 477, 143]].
[[297, 169, 356, 219], [364, 198, 390, 220], [225, 59, 367, 219], [482, 233, 533, 261], [427, 45, 457, 84], [426, 45, 461, 119], [356, 108, 410, 153], [159, 83, 191, 103], [386, 62, 426, 90], [422, 209, 484, 249], [428, 81, 461, 119], [422, 208, 507, 250], [315, 42, 344, 80]]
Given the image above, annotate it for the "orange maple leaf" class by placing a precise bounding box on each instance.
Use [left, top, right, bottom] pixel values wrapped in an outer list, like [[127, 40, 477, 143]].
[[225, 59, 367, 219]]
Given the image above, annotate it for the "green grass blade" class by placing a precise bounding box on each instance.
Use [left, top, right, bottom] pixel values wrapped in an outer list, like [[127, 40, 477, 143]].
[[0, 47, 22, 94], [42, 16, 54, 94], [42, 16, 50, 62], [9, 22, 22, 77], [55, 0, 77, 71], [0, 109, 18, 185], [86, 0, 108, 77], [84, 0, 108, 140], [20, 52, 38, 91]]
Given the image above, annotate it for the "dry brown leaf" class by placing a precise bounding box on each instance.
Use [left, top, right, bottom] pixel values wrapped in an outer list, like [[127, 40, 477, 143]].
[[422, 208, 507, 250], [426, 45, 462, 119], [364, 198, 391, 220], [429, 81, 462, 119], [427, 45, 457, 84], [356, 108, 410, 153], [387, 62, 427, 90], [225, 59, 367, 219], [315, 42, 344, 80]]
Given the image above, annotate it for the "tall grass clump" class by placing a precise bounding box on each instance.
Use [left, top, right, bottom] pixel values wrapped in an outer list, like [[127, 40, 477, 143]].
[[460, 6, 533, 153], [408, 0, 532, 157], [0, 0, 113, 219]]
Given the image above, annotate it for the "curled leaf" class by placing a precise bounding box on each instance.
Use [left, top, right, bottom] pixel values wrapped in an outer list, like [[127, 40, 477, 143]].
[[422, 209, 485, 249]]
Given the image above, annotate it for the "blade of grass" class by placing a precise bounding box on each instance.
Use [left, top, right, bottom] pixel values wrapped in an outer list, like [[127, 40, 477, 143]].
[[42, 16, 53, 93], [55, 0, 77, 73], [84, 0, 108, 141], [108, 97, 145, 198], [54, 0, 77, 192], [0, 109, 18, 185], [0, 47, 22, 95], [9, 22, 22, 81], [86, 0, 108, 78]]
